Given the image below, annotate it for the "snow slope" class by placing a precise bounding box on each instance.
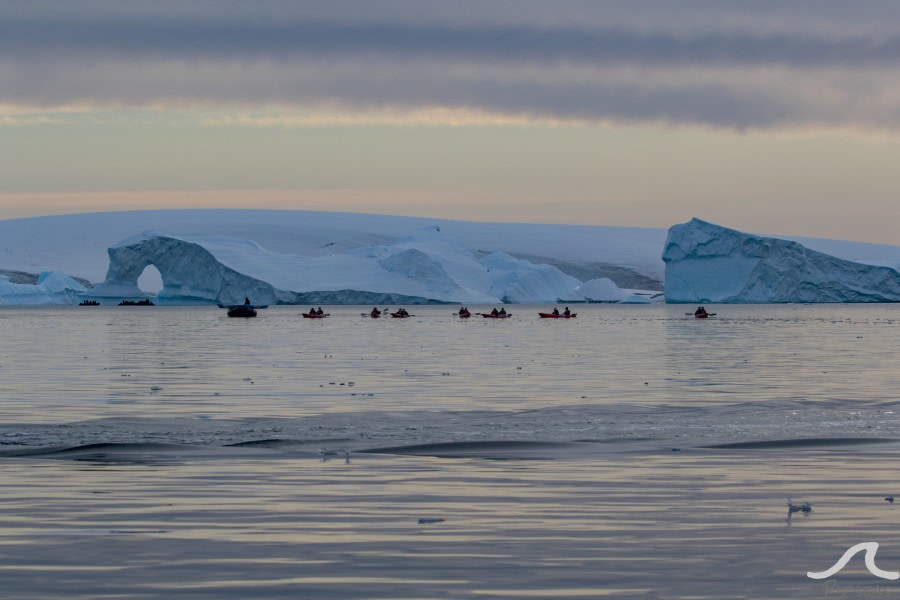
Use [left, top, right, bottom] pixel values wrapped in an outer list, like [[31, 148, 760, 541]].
[[663, 219, 900, 303]]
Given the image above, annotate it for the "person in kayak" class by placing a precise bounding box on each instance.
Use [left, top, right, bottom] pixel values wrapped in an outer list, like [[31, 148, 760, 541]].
[[498, 307, 507, 316], [316, 307, 324, 315], [244, 297, 252, 305], [563, 307, 571, 317], [458, 306, 468, 316], [552, 307, 560, 316], [694, 306, 707, 316], [371, 307, 381, 317], [309, 307, 317, 316], [491, 308, 499, 316]]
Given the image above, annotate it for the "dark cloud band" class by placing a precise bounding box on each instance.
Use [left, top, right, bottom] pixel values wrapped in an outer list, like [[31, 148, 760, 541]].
[[4, 2, 900, 130]]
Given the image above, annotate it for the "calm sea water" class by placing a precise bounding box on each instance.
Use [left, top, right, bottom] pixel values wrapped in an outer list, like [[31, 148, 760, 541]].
[[0, 304, 898, 599]]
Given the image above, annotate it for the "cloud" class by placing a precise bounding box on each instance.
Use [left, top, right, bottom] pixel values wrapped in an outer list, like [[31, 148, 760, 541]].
[[5, 1, 900, 130]]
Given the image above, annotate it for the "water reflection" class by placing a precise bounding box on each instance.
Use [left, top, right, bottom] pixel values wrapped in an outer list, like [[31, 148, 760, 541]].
[[1, 449, 898, 598]]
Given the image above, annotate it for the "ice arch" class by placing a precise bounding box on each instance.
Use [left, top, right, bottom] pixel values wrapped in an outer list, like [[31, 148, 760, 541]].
[[88, 232, 279, 305], [137, 264, 163, 295]]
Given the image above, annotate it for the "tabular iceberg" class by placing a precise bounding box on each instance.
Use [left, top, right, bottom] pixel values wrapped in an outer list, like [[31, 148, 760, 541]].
[[663, 219, 900, 303]]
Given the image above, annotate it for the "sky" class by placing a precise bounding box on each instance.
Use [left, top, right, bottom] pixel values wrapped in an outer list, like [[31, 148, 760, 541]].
[[1, 0, 899, 244]]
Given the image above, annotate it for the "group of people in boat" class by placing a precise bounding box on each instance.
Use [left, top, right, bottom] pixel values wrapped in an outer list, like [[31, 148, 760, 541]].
[[489, 307, 508, 316], [550, 306, 572, 317], [458, 306, 471, 317], [307, 307, 325, 316], [369, 307, 410, 317], [118, 299, 155, 306], [694, 306, 709, 316]]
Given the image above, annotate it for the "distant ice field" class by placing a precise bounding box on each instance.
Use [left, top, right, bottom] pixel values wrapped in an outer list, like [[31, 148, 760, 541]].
[[1, 210, 898, 286]]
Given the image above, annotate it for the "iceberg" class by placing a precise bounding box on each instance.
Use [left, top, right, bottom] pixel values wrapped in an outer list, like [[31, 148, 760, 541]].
[[618, 293, 653, 304], [574, 278, 627, 303], [480, 252, 584, 303], [0, 271, 87, 305], [85, 227, 582, 305], [663, 219, 900, 303]]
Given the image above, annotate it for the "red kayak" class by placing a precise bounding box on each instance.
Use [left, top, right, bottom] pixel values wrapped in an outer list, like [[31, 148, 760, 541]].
[[302, 313, 328, 319], [391, 312, 411, 318], [483, 313, 512, 318], [458, 312, 471, 318], [694, 313, 709, 319], [538, 312, 576, 319]]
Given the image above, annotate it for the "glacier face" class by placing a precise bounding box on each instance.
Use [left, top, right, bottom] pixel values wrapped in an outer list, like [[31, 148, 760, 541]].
[[663, 219, 900, 303], [85, 227, 612, 305]]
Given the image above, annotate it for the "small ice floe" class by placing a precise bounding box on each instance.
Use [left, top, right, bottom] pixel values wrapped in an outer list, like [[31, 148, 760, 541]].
[[418, 517, 445, 524], [787, 498, 813, 513], [886, 496, 895, 504]]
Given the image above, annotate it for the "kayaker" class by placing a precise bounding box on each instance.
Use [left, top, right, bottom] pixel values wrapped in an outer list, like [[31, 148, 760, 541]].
[[694, 306, 707, 316], [552, 307, 560, 316], [491, 308, 499, 316], [309, 307, 317, 316], [316, 307, 324, 315], [563, 307, 571, 317], [499, 307, 507, 316], [244, 297, 251, 305], [371, 307, 381, 317], [458, 306, 467, 316], [400, 308, 409, 316]]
